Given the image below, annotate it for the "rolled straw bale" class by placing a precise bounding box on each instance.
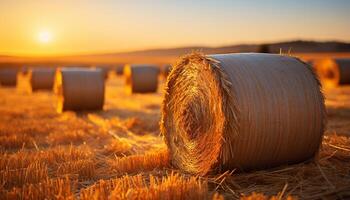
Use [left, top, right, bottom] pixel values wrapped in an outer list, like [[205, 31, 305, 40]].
[[161, 53, 326, 175], [20, 66, 29, 75], [124, 64, 159, 93], [29, 68, 56, 91], [162, 64, 172, 77], [115, 65, 124, 76], [0, 68, 18, 86], [95, 65, 111, 79], [313, 58, 350, 88], [55, 68, 105, 113]]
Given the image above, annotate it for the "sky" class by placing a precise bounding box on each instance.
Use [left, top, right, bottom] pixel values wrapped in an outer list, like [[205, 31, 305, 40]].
[[0, 0, 349, 56]]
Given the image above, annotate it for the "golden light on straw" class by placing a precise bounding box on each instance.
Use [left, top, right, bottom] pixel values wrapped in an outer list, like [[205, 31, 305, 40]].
[[161, 53, 326, 175]]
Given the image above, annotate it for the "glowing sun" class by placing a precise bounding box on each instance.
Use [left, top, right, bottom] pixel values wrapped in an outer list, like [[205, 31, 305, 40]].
[[38, 30, 53, 44]]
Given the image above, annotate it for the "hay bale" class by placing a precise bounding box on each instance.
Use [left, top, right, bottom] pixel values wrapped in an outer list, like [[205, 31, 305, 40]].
[[0, 68, 18, 86], [115, 65, 124, 76], [124, 64, 159, 93], [20, 66, 29, 75], [29, 68, 56, 91], [55, 68, 105, 113], [162, 64, 172, 77], [95, 65, 112, 79], [314, 58, 350, 88], [161, 53, 326, 175]]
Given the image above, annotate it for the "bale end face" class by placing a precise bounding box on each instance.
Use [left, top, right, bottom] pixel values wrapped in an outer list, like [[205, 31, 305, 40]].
[[161, 54, 228, 175], [161, 53, 326, 175]]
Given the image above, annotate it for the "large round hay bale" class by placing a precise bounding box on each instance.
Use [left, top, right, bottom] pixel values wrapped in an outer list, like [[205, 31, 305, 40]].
[[124, 64, 159, 94], [313, 58, 350, 88], [0, 68, 18, 86], [55, 68, 105, 113], [161, 53, 326, 175], [29, 68, 56, 91]]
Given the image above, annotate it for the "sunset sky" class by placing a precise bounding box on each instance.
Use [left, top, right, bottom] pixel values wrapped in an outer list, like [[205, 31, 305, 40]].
[[0, 0, 349, 56]]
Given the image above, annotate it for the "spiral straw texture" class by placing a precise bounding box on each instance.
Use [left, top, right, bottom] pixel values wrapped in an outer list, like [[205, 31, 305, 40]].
[[29, 68, 56, 91], [0, 68, 18, 86], [124, 64, 159, 94], [314, 58, 350, 88], [55, 68, 105, 113], [161, 53, 326, 175]]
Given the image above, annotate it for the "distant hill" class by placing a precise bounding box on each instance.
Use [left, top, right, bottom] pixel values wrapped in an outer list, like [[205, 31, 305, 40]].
[[97, 40, 350, 57], [1, 40, 350, 65]]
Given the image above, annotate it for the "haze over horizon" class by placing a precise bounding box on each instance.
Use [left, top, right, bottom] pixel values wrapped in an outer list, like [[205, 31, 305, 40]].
[[1, 0, 349, 56]]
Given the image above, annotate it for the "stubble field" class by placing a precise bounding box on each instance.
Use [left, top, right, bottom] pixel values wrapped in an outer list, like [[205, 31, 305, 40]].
[[0, 71, 349, 199]]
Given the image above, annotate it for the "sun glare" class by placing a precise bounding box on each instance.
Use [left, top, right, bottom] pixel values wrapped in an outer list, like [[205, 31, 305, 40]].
[[38, 30, 52, 44]]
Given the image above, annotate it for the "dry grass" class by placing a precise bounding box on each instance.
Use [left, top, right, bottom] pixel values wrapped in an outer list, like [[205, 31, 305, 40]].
[[0, 134, 34, 150], [42, 145, 94, 166], [0, 145, 93, 172], [47, 130, 85, 145], [124, 117, 159, 135], [0, 151, 40, 171], [102, 137, 133, 156], [0, 162, 48, 189], [80, 172, 208, 200], [56, 159, 95, 180], [0, 177, 76, 200], [240, 192, 296, 200], [108, 149, 169, 174], [208, 134, 350, 199]]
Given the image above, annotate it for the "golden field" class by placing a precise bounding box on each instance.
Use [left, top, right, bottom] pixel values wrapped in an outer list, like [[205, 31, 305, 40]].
[[0, 67, 349, 199]]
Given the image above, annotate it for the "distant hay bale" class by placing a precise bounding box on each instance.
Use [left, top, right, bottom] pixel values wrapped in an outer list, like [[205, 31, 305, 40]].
[[29, 68, 56, 91], [124, 64, 159, 94], [162, 64, 172, 77], [21, 66, 29, 75], [95, 65, 112, 79], [115, 65, 124, 76], [161, 53, 326, 175], [314, 58, 350, 88], [55, 68, 105, 113], [0, 68, 18, 86]]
